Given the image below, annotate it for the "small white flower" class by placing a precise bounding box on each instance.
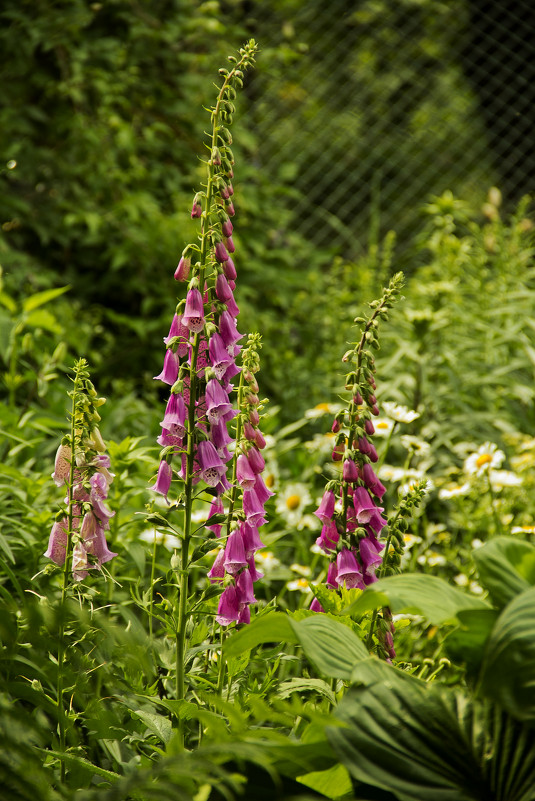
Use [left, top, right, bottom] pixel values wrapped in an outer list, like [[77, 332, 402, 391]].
[[287, 577, 312, 593], [290, 563, 312, 577], [399, 478, 433, 496], [489, 470, 522, 490], [453, 573, 469, 587], [139, 529, 181, 551], [469, 581, 484, 595], [512, 525, 535, 535], [382, 402, 420, 424], [304, 402, 342, 419], [276, 483, 313, 525], [400, 435, 431, 456], [403, 533, 422, 549], [471, 538, 484, 549], [373, 418, 394, 436], [438, 482, 471, 500], [255, 550, 280, 571], [464, 442, 505, 476], [377, 465, 407, 482]]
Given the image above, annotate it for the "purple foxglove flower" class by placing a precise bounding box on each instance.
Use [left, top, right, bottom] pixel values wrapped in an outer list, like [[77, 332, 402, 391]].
[[161, 392, 187, 438], [242, 488, 267, 527], [215, 273, 233, 302], [213, 474, 231, 497], [222, 257, 237, 280], [45, 518, 69, 565], [150, 459, 173, 501], [364, 418, 375, 436], [215, 241, 229, 263], [228, 279, 236, 291], [362, 462, 386, 500], [183, 288, 205, 333], [353, 486, 378, 524], [359, 536, 383, 576], [72, 541, 89, 582], [336, 549, 365, 590], [368, 443, 378, 463], [357, 436, 371, 456], [197, 440, 227, 487], [208, 548, 226, 582], [225, 202, 235, 217], [241, 521, 264, 556], [310, 597, 325, 613], [174, 256, 191, 282], [247, 446, 265, 475], [224, 292, 240, 318], [222, 219, 233, 237], [216, 584, 241, 626], [247, 553, 263, 582], [314, 489, 335, 523], [253, 474, 274, 505], [244, 421, 256, 441], [249, 408, 260, 426], [157, 429, 183, 449], [236, 568, 256, 604], [52, 444, 72, 487], [237, 454, 256, 490], [154, 349, 180, 385], [220, 184, 230, 200], [191, 200, 202, 218], [224, 235, 235, 254], [343, 458, 359, 483], [354, 391, 364, 405], [90, 472, 115, 522], [206, 497, 224, 537], [315, 519, 339, 553], [219, 311, 243, 347], [206, 379, 232, 425], [84, 516, 117, 565], [164, 314, 190, 357], [209, 332, 234, 379], [227, 182, 234, 197], [91, 454, 115, 485], [223, 529, 247, 575], [326, 561, 339, 588], [210, 419, 233, 462], [237, 604, 250, 624], [254, 429, 266, 450]]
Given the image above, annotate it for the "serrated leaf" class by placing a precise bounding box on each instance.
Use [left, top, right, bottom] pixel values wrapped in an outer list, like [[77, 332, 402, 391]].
[[130, 709, 173, 744]]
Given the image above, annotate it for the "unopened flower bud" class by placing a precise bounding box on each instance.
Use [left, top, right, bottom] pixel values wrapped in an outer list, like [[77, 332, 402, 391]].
[[211, 146, 222, 166], [215, 241, 229, 263], [174, 255, 191, 281], [224, 235, 235, 253], [222, 219, 233, 237], [226, 202, 235, 216], [249, 408, 260, 426], [244, 421, 256, 441], [254, 429, 266, 449]]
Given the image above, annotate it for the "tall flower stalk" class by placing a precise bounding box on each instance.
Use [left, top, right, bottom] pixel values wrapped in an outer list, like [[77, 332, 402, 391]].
[[43, 358, 116, 779], [151, 41, 266, 727], [311, 274, 404, 658]]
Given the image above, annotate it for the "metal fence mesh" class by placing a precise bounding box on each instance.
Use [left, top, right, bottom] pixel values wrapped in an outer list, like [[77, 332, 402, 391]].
[[239, 0, 535, 258]]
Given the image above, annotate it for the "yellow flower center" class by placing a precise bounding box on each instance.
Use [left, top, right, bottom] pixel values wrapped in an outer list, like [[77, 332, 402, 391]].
[[377, 422, 389, 429], [297, 578, 309, 589], [476, 453, 493, 468], [265, 473, 275, 488], [286, 494, 301, 510], [315, 402, 330, 412]]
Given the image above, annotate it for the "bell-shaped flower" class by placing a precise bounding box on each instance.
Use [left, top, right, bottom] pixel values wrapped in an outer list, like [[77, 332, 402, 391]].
[[241, 521, 264, 556], [45, 518, 69, 565], [163, 314, 189, 357], [326, 561, 339, 588], [359, 536, 383, 577], [223, 529, 247, 575], [336, 548, 364, 590], [154, 349, 180, 385], [310, 597, 325, 614], [315, 519, 339, 553], [343, 458, 359, 483], [206, 496, 224, 537], [214, 241, 229, 263], [242, 488, 267, 527], [161, 392, 187, 439], [216, 584, 241, 626], [72, 541, 89, 582], [237, 604, 250, 624], [197, 440, 227, 487], [237, 453, 256, 490], [361, 463, 386, 500], [314, 489, 335, 523], [353, 486, 388, 533], [247, 447, 265, 475], [247, 553, 263, 582], [182, 288, 205, 333], [207, 548, 226, 582], [222, 257, 237, 281], [219, 310, 243, 348], [206, 379, 232, 425], [236, 568, 256, 604], [52, 444, 72, 487], [209, 332, 234, 379], [82, 513, 117, 565], [253, 473, 273, 505], [150, 459, 173, 502]]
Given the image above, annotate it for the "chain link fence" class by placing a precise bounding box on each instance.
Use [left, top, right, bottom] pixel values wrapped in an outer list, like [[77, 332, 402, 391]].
[[239, 0, 535, 258]]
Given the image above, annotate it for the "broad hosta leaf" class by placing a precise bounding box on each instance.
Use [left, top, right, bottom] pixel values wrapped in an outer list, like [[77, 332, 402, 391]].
[[479, 586, 535, 722], [343, 573, 489, 624], [445, 608, 500, 679], [473, 537, 535, 609], [223, 612, 298, 657], [290, 615, 368, 680], [328, 672, 535, 801]]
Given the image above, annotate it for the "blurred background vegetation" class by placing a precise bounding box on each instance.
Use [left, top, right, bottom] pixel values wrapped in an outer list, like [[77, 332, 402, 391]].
[[1, 0, 534, 427]]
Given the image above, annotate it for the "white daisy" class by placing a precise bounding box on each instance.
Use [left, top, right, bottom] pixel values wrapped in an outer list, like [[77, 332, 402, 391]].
[[438, 482, 471, 500], [276, 483, 313, 526], [304, 402, 342, 419], [512, 525, 535, 535], [254, 550, 280, 572], [382, 402, 420, 424], [287, 577, 312, 593], [373, 417, 394, 436], [489, 470, 522, 490], [139, 529, 181, 551], [464, 442, 505, 476]]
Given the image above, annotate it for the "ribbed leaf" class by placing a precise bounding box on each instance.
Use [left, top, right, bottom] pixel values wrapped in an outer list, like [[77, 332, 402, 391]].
[[445, 608, 499, 679], [479, 586, 535, 722], [474, 537, 535, 609], [290, 615, 368, 679], [343, 573, 489, 624], [223, 612, 298, 657], [328, 673, 535, 801]]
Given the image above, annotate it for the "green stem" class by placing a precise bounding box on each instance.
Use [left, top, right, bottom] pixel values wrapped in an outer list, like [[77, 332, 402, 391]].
[[486, 470, 503, 537], [149, 529, 157, 641]]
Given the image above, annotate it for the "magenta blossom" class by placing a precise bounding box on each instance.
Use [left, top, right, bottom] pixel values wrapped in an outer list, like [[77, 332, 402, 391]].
[[182, 288, 205, 333], [196, 440, 227, 488], [314, 489, 336, 523], [150, 460, 173, 501], [236, 454, 256, 490], [336, 549, 365, 590], [315, 519, 339, 553], [361, 462, 386, 500], [223, 529, 248, 575], [216, 585, 241, 626], [206, 379, 233, 425]]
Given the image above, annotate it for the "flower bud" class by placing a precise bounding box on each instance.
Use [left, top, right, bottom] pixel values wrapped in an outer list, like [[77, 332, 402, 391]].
[[222, 219, 233, 237], [174, 255, 191, 282]]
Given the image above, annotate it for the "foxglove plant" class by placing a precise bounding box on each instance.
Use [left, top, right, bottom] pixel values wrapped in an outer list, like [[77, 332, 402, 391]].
[[311, 273, 405, 659], [42, 358, 115, 779], [150, 42, 267, 717]]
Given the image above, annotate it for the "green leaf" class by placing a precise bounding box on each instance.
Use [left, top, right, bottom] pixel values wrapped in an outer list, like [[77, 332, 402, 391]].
[[22, 285, 70, 312], [130, 709, 173, 745], [343, 573, 489, 624], [474, 537, 535, 609], [328, 673, 535, 801], [277, 677, 336, 704], [479, 586, 535, 722], [297, 762, 353, 800], [289, 615, 368, 680], [445, 608, 500, 678], [37, 749, 121, 782], [223, 612, 298, 657], [23, 309, 62, 334]]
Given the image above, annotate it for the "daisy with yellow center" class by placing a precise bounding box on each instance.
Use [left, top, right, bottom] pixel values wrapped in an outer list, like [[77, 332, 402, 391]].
[[373, 417, 394, 436], [512, 525, 535, 534], [464, 442, 505, 476], [382, 402, 420, 424], [276, 483, 312, 525], [287, 577, 311, 592]]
